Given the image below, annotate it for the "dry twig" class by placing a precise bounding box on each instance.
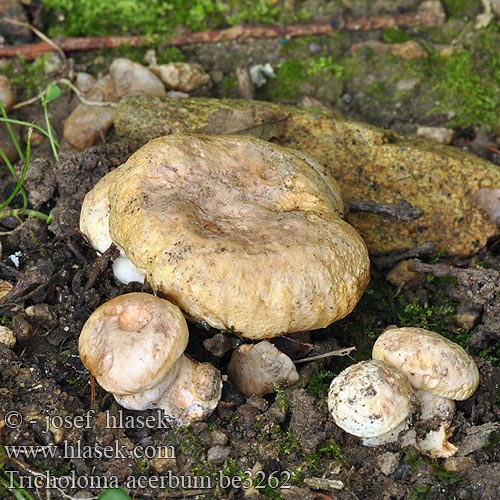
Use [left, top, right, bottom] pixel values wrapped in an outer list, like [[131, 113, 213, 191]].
[[0, 5, 444, 59]]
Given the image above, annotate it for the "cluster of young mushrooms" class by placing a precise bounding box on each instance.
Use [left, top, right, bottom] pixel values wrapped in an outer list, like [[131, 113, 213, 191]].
[[78, 133, 479, 456]]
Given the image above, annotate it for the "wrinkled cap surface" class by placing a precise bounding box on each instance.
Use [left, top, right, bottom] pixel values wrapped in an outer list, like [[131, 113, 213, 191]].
[[328, 360, 413, 438], [102, 133, 369, 338], [79, 292, 188, 395], [372, 327, 479, 400]]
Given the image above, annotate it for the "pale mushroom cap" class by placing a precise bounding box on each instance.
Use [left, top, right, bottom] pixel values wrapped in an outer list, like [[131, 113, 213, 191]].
[[80, 165, 120, 254], [106, 134, 370, 338], [372, 327, 479, 400], [79, 292, 188, 395], [328, 360, 413, 439]]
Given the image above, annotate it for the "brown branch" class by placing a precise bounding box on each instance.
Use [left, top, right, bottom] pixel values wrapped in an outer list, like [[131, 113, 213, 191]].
[[346, 199, 424, 222], [0, 5, 444, 59]]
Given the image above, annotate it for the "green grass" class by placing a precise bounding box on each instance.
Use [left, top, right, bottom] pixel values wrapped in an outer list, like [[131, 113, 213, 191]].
[[0, 85, 61, 225]]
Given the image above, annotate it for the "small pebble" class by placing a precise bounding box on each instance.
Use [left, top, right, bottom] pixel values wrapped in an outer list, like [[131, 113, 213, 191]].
[[75, 72, 97, 93], [377, 452, 401, 475], [0, 326, 16, 348], [210, 430, 228, 446], [110, 58, 166, 98], [12, 314, 33, 343], [43, 53, 63, 75], [443, 456, 476, 474], [63, 75, 117, 150], [236, 67, 255, 100], [386, 260, 424, 287], [0, 280, 13, 299], [0, 75, 16, 111], [206, 445, 231, 465], [417, 126, 455, 145], [227, 341, 299, 396], [150, 62, 211, 93]]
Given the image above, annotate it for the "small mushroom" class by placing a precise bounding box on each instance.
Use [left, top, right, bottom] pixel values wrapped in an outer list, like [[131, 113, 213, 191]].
[[327, 360, 413, 446], [78, 292, 222, 426], [372, 326, 480, 457], [372, 327, 479, 400]]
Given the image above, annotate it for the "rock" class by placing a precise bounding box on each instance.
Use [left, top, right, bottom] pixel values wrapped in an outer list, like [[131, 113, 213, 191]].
[[236, 67, 255, 99], [227, 342, 299, 396], [0, 75, 16, 111], [456, 422, 500, 456], [0, 326, 16, 348], [303, 477, 344, 491], [109, 58, 167, 97], [443, 456, 476, 474], [455, 306, 481, 330], [114, 96, 500, 257], [473, 187, 500, 224], [75, 72, 97, 93], [43, 53, 63, 75], [386, 260, 425, 287], [206, 445, 231, 465], [377, 452, 401, 475], [417, 126, 455, 144], [210, 430, 228, 446], [151, 447, 177, 474], [110, 58, 166, 98], [203, 332, 241, 357], [249, 63, 275, 87], [150, 62, 211, 93], [63, 75, 117, 150], [0, 280, 13, 299], [396, 77, 421, 91]]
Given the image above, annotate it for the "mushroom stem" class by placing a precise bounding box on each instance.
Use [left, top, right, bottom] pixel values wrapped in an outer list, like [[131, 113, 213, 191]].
[[115, 355, 222, 426]]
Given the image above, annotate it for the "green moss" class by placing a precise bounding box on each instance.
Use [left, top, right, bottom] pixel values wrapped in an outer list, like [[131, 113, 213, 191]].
[[41, 0, 294, 37], [306, 370, 334, 398], [306, 56, 344, 79], [395, 297, 457, 334], [263, 59, 307, 101], [441, 0, 481, 19], [7, 55, 50, 98], [382, 27, 412, 44], [429, 51, 500, 130], [304, 440, 345, 475]]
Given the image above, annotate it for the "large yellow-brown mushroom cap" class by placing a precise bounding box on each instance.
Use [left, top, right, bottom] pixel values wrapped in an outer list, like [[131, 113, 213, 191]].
[[82, 134, 370, 338]]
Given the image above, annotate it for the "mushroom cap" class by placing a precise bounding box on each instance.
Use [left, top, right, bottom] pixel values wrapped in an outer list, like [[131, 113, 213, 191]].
[[103, 133, 369, 339], [80, 165, 119, 254], [78, 292, 188, 395], [372, 327, 479, 400], [328, 360, 413, 439]]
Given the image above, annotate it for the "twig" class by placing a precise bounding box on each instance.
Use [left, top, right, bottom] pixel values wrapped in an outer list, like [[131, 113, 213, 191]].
[[2, 18, 68, 70], [371, 241, 435, 269], [294, 346, 356, 364], [0, 5, 444, 59], [346, 199, 424, 223]]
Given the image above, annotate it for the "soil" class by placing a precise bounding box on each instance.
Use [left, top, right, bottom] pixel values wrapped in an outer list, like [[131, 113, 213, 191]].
[[1, 1, 499, 500]]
